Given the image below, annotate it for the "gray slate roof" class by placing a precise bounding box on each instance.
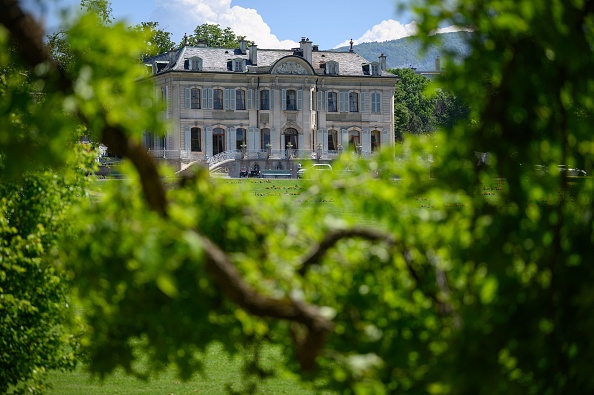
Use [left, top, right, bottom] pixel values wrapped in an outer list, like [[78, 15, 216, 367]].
[[145, 45, 391, 77]]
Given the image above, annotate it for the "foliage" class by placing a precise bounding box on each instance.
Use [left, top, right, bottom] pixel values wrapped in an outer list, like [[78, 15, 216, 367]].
[[3, 1, 594, 395], [185, 23, 247, 49], [46, 0, 114, 72], [131, 22, 176, 59], [391, 67, 437, 136], [0, 147, 94, 394]]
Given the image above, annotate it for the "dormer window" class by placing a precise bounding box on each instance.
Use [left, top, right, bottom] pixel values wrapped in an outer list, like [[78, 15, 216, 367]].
[[371, 62, 379, 76], [227, 58, 246, 72], [326, 61, 339, 75], [184, 56, 202, 71]]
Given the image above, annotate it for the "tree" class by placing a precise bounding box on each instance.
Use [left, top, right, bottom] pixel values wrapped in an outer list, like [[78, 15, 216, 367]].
[[185, 23, 245, 48], [46, 0, 114, 72], [390, 67, 437, 136], [0, 149, 95, 393], [3, 0, 594, 394], [131, 21, 175, 59]]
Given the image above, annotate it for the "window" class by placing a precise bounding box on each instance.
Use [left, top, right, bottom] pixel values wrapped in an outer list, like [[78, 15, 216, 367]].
[[371, 91, 381, 113], [236, 90, 246, 110], [286, 89, 297, 111], [191, 127, 202, 151], [327, 92, 337, 112], [234, 59, 243, 72], [328, 130, 338, 150], [191, 88, 200, 109], [260, 90, 270, 110], [371, 130, 381, 152], [213, 89, 224, 110], [236, 128, 246, 149], [261, 128, 271, 148], [349, 92, 359, 112]]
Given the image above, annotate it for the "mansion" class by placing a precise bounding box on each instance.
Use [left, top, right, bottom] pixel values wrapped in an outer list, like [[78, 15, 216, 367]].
[[143, 37, 398, 176]]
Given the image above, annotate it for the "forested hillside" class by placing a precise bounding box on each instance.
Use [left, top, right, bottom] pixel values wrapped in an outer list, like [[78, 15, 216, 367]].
[[332, 31, 472, 70]]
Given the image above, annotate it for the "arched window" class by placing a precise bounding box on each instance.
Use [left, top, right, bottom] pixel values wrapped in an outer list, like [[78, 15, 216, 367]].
[[328, 129, 338, 151], [371, 130, 381, 152], [191, 127, 202, 152], [261, 128, 271, 148], [213, 127, 225, 155], [284, 128, 298, 150], [213, 89, 224, 110], [236, 128, 246, 149]]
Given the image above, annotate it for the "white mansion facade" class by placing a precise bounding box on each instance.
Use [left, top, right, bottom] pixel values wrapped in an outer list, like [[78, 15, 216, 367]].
[[143, 37, 398, 173]]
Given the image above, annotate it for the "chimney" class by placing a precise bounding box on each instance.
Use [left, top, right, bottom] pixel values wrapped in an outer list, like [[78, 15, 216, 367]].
[[435, 56, 441, 71], [249, 43, 258, 66], [379, 53, 387, 72], [239, 37, 247, 54], [300, 37, 313, 65]]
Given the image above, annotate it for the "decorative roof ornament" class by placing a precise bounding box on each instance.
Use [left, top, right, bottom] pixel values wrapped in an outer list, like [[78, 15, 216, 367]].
[[349, 39, 354, 52], [183, 33, 188, 46]]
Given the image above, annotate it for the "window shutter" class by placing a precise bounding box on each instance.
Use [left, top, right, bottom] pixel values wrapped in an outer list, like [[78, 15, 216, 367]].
[[224, 89, 230, 110], [310, 91, 314, 111], [339, 92, 348, 112], [248, 127, 259, 150], [270, 89, 275, 109], [281, 89, 287, 110], [270, 127, 276, 148], [256, 90, 260, 109], [325, 91, 329, 111], [361, 92, 368, 113], [205, 127, 213, 157], [316, 91, 323, 111], [230, 89, 236, 110], [203, 88, 213, 109], [247, 89, 252, 110], [297, 89, 303, 111], [184, 125, 191, 151], [362, 128, 371, 152], [185, 88, 191, 109], [227, 127, 236, 151], [317, 129, 323, 149], [341, 129, 348, 146]]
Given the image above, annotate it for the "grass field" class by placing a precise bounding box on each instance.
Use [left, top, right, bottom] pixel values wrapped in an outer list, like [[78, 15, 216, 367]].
[[47, 177, 335, 394], [46, 342, 325, 395]]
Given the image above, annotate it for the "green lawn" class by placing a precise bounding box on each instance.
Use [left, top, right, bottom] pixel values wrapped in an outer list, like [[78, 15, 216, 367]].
[[46, 343, 325, 395]]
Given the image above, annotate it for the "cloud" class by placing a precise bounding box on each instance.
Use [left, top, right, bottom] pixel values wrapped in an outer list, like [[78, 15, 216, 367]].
[[335, 20, 473, 48], [153, 0, 297, 48]]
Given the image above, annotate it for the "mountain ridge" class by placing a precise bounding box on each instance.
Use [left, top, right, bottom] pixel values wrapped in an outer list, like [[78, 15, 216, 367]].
[[330, 31, 472, 71]]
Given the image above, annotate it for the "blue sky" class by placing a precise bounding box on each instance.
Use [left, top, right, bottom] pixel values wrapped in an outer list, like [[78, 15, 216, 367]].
[[24, 0, 460, 50]]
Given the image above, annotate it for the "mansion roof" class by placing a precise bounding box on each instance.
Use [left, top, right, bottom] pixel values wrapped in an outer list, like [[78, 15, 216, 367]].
[[144, 38, 393, 78]]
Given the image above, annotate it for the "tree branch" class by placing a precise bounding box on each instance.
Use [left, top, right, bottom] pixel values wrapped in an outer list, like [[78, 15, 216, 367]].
[[1, 0, 333, 370]]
